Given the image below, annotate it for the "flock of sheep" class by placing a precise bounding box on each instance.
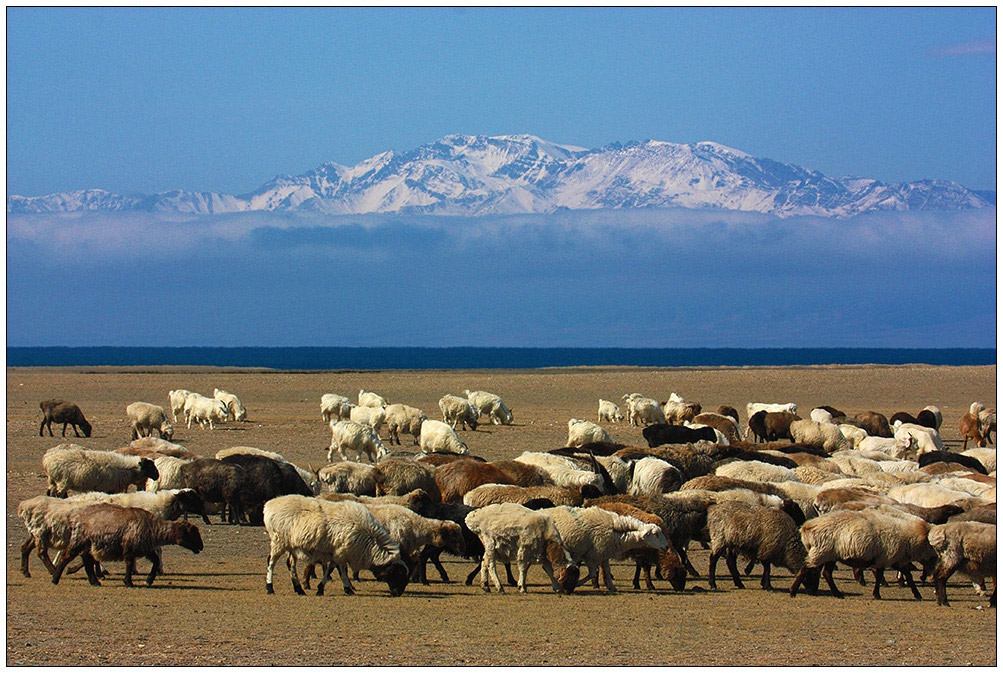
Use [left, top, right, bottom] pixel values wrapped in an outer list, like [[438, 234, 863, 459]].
[[18, 385, 998, 609]]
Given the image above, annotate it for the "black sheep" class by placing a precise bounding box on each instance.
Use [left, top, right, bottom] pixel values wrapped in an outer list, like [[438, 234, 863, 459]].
[[643, 423, 718, 448], [917, 451, 988, 476], [39, 399, 92, 438]]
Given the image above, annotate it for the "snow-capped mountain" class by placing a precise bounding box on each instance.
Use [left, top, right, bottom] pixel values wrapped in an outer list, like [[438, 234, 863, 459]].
[[7, 134, 991, 218]]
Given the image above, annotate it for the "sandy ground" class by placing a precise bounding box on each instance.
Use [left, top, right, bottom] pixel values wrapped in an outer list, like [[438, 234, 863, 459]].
[[6, 365, 997, 665]]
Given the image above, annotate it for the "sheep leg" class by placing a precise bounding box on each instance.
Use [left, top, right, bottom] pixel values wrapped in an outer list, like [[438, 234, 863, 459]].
[[265, 548, 280, 594], [302, 562, 315, 590], [853, 567, 867, 586], [483, 548, 503, 593], [760, 562, 773, 591], [708, 550, 722, 590], [600, 561, 617, 593], [144, 553, 160, 587], [789, 566, 808, 597], [744, 559, 757, 576], [725, 552, 745, 589], [315, 563, 330, 596], [123, 556, 137, 587], [289, 555, 306, 596], [897, 566, 923, 600], [540, 559, 562, 593], [871, 569, 884, 599], [680, 547, 701, 578], [429, 551, 450, 583], [632, 562, 643, 590], [51, 543, 87, 585], [515, 547, 529, 593], [822, 562, 843, 598], [337, 564, 355, 595], [505, 562, 517, 587], [932, 565, 954, 606], [80, 552, 102, 586], [465, 560, 481, 586], [20, 536, 36, 577]]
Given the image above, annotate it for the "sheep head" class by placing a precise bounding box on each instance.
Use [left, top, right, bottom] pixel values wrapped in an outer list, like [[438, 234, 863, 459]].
[[434, 521, 466, 558], [373, 559, 410, 597], [175, 522, 204, 554]]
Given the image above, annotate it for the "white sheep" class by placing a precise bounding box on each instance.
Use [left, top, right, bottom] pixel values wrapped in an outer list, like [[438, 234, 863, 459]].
[[838, 424, 868, 448], [318, 461, 378, 495], [328, 420, 388, 463], [928, 521, 997, 607], [438, 394, 480, 431], [894, 422, 945, 455], [183, 394, 228, 430], [790, 507, 936, 599], [542, 505, 667, 592], [858, 434, 918, 459], [465, 389, 514, 425], [362, 503, 465, 566], [596, 455, 632, 493], [358, 389, 388, 408], [418, 419, 469, 455], [42, 446, 160, 497], [126, 402, 174, 441], [934, 477, 996, 500], [567, 418, 611, 447], [715, 460, 800, 484], [628, 456, 684, 498], [810, 408, 834, 424], [17, 495, 94, 577], [320, 393, 353, 423], [65, 488, 203, 521], [263, 495, 409, 596], [383, 404, 427, 446], [623, 395, 666, 427], [213, 388, 247, 422], [887, 483, 984, 509], [790, 419, 851, 453], [350, 405, 387, 434], [464, 503, 579, 594], [145, 455, 193, 492], [168, 389, 194, 423]]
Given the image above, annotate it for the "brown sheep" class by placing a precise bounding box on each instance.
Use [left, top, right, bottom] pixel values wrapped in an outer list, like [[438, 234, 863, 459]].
[[762, 411, 801, 442], [51, 503, 203, 587], [590, 500, 686, 591], [489, 460, 554, 487], [854, 411, 893, 438], [372, 457, 441, 503], [959, 412, 987, 451], [39, 400, 92, 438], [463, 483, 604, 508], [435, 460, 517, 504], [692, 413, 742, 444], [415, 452, 486, 467], [717, 405, 740, 424]]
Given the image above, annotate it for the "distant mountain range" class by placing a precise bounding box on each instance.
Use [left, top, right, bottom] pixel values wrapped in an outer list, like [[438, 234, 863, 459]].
[[6, 134, 992, 218]]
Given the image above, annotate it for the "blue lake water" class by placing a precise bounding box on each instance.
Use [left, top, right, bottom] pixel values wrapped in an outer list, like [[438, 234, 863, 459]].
[[6, 347, 996, 369]]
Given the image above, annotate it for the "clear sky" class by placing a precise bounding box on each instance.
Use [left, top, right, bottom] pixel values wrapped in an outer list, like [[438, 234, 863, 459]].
[[7, 6, 997, 197]]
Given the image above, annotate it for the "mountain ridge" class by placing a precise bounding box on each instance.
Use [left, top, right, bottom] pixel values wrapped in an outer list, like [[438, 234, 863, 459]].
[[7, 134, 990, 218]]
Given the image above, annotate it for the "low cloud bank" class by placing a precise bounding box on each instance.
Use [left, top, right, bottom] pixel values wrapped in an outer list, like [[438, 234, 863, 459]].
[[7, 207, 996, 347]]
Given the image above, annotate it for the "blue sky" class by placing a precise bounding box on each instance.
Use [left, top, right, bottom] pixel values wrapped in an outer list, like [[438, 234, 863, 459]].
[[7, 7, 996, 197]]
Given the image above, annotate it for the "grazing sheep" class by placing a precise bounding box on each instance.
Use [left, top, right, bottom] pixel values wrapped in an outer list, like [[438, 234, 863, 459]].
[[372, 457, 442, 502], [51, 503, 203, 587], [358, 389, 388, 408], [318, 461, 378, 496], [464, 503, 579, 594], [928, 521, 996, 607], [215, 447, 322, 496], [854, 411, 893, 438], [39, 400, 92, 438], [360, 503, 465, 571], [183, 394, 228, 430], [383, 404, 428, 445], [418, 419, 469, 455], [465, 390, 514, 425], [745, 403, 798, 437], [567, 419, 612, 447], [663, 394, 702, 425], [717, 406, 740, 424], [515, 451, 605, 491], [350, 404, 387, 434], [598, 399, 624, 424], [960, 407, 988, 451], [213, 388, 247, 422], [628, 457, 685, 498], [144, 455, 192, 492], [438, 394, 480, 431], [790, 507, 936, 600], [589, 501, 686, 591], [328, 420, 388, 463], [642, 423, 717, 447], [790, 420, 851, 453], [706, 500, 806, 591], [622, 394, 666, 427], [126, 402, 174, 441], [542, 505, 667, 592], [762, 412, 801, 442], [263, 495, 409, 596], [463, 483, 603, 508], [177, 458, 249, 525], [43, 446, 159, 498], [320, 393, 353, 423], [435, 460, 516, 504], [692, 412, 743, 445], [168, 390, 194, 423]]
